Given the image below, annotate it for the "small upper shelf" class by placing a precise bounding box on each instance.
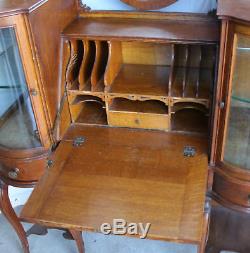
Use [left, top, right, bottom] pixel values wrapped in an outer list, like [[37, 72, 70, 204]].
[[110, 64, 169, 96], [63, 17, 219, 43]]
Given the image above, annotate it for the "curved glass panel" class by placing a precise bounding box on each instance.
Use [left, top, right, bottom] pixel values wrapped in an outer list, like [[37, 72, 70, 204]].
[[0, 27, 41, 149], [224, 34, 250, 170]]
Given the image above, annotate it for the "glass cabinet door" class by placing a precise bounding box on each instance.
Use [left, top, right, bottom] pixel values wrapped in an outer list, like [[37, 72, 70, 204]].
[[224, 33, 250, 170], [0, 27, 41, 149]]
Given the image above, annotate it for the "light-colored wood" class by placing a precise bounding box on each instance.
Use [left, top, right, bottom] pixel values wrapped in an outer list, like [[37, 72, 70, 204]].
[[21, 125, 208, 244], [108, 111, 170, 130], [79, 40, 96, 91], [0, 0, 47, 17], [107, 97, 170, 130], [122, 42, 172, 65], [110, 64, 170, 96], [90, 41, 108, 92], [62, 17, 219, 43], [68, 94, 107, 125], [104, 41, 122, 86], [66, 40, 83, 89], [57, 39, 72, 141]]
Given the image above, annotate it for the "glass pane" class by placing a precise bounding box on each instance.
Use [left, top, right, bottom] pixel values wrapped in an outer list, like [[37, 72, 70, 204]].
[[0, 27, 41, 149], [224, 34, 250, 170]]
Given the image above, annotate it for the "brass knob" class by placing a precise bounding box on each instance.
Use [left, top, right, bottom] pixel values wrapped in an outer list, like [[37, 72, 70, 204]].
[[8, 168, 20, 180], [135, 119, 140, 125]]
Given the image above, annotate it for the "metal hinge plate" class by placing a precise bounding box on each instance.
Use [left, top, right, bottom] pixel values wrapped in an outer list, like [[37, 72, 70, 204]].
[[183, 146, 196, 157], [73, 137, 85, 147]]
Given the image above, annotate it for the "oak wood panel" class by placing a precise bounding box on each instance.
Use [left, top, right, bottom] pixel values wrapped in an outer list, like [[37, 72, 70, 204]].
[[0, 0, 46, 17], [90, 41, 109, 92], [0, 154, 47, 182], [110, 64, 170, 96], [108, 111, 170, 130], [62, 17, 219, 43], [57, 39, 72, 141], [171, 109, 208, 134], [122, 42, 173, 65], [79, 40, 96, 91], [217, 0, 250, 23], [21, 125, 208, 244], [104, 41, 122, 86], [27, 0, 78, 128]]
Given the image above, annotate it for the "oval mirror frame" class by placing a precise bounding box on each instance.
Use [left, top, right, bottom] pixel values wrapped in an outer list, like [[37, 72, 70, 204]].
[[120, 0, 177, 10]]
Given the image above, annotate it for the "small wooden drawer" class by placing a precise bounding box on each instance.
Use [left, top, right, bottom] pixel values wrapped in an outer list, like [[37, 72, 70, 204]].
[[109, 111, 170, 130], [213, 171, 250, 208], [0, 156, 47, 182], [108, 98, 170, 130]]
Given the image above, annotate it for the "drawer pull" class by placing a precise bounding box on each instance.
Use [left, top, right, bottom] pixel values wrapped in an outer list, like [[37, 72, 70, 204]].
[[8, 168, 20, 180], [134, 119, 140, 125]]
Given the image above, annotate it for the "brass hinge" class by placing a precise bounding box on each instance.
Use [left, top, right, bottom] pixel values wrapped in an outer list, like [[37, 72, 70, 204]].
[[183, 146, 196, 157], [73, 137, 85, 147]]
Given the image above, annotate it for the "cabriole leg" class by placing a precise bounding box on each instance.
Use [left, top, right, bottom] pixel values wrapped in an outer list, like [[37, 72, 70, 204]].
[[0, 179, 30, 253], [69, 229, 85, 253]]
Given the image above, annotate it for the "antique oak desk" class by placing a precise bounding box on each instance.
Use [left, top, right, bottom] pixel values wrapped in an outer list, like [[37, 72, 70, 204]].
[[0, 0, 222, 253]]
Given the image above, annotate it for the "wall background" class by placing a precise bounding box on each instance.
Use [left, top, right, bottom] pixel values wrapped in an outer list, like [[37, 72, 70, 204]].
[[9, 0, 217, 207]]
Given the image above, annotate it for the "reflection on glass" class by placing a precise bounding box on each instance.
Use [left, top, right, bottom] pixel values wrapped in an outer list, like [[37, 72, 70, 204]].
[[0, 28, 41, 149], [224, 34, 250, 170]]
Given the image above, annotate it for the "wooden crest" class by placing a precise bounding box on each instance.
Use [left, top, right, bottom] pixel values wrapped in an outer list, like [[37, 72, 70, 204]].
[[120, 0, 177, 10]]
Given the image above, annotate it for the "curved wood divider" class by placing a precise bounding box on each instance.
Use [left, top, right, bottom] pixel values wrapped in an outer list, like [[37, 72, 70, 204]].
[[66, 40, 83, 90], [104, 41, 122, 87], [79, 40, 96, 91], [90, 41, 109, 92]]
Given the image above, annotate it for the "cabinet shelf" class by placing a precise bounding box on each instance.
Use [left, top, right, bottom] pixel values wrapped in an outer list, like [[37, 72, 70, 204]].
[[68, 94, 107, 126], [75, 103, 108, 125], [109, 98, 168, 114], [171, 109, 208, 134], [171, 67, 213, 100], [110, 64, 170, 97], [63, 17, 219, 43]]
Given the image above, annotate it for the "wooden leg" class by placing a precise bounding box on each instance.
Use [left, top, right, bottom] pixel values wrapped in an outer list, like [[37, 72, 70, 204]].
[[198, 197, 211, 253], [0, 179, 30, 253], [69, 229, 85, 253]]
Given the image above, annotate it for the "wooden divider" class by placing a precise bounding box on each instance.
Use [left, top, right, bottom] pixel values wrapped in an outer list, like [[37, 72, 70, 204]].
[[104, 41, 122, 87], [79, 40, 96, 91], [90, 41, 109, 92], [66, 40, 83, 89]]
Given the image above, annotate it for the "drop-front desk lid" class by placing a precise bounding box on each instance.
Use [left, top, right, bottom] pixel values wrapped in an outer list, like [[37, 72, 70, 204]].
[[20, 125, 208, 244]]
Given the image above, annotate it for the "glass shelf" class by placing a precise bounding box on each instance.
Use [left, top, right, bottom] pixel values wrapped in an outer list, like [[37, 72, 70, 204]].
[[232, 95, 250, 104]]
